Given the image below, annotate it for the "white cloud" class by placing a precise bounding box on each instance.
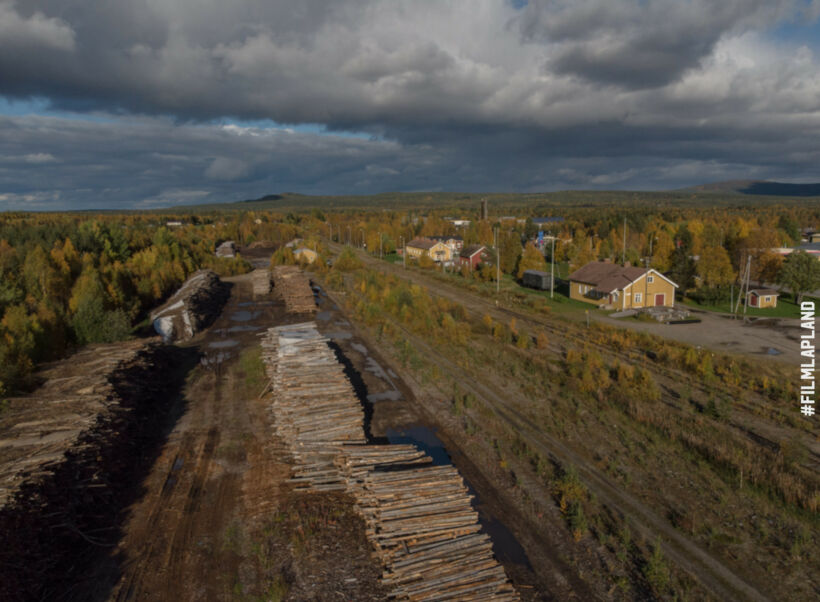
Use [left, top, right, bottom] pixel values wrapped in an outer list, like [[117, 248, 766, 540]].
[[0, 1, 75, 52]]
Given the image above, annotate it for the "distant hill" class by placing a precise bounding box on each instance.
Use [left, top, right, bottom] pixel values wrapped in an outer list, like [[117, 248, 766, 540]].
[[686, 180, 820, 197]]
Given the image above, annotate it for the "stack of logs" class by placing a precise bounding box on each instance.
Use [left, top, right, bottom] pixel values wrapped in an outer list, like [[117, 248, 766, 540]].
[[0, 340, 147, 507], [251, 268, 271, 296], [272, 265, 316, 313], [261, 323, 366, 491], [262, 322, 518, 600]]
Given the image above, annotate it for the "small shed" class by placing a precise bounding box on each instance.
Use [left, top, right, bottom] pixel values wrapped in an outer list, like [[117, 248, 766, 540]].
[[459, 244, 486, 270], [522, 269, 554, 291], [747, 289, 779, 308]]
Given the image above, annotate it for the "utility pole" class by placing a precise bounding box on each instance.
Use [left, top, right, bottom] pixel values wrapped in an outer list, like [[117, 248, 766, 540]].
[[494, 227, 500, 294], [644, 257, 649, 310], [379, 232, 383, 260], [622, 217, 627, 265], [550, 236, 555, 299], [742, 255, 752, 321]]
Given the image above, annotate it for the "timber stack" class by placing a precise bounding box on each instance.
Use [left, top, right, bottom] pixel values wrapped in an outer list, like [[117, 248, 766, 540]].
[[262, 321, 518, 600], [150, 269, 230, 342], [272, 265, 316, 313], [251, 268, 271, 296], [261, 322, 365, 491], [0, 341, 189, 600]]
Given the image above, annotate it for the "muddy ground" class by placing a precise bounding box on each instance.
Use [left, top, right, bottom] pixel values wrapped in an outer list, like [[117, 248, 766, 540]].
[[107, 274, 386, 601]]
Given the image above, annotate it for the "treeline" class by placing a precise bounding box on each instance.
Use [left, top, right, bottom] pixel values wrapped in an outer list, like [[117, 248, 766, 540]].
[[311, 204, 820, 298], [0, 211, 303, 395]]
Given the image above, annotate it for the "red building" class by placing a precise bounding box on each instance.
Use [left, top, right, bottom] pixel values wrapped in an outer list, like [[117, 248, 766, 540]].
[[459, 244, 487, 270]]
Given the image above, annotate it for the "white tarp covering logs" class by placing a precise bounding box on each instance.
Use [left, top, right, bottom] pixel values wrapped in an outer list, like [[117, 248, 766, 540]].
[[150, 270, 230, 342], [261, 322, 518, 601]]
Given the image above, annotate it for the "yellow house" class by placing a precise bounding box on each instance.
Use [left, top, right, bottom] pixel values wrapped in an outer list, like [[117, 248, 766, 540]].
[[406, 238, 452, 263], [746, 289, 779, 308], [569, 262, 677, 310]]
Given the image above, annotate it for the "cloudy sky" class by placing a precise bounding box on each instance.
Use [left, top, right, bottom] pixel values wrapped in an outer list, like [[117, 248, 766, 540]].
[[1, 0, 820, 210]]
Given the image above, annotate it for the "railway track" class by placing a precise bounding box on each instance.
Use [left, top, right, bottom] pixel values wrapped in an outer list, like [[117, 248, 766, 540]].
[[320, 281, 773, 602], [330, 243, 820, 471]]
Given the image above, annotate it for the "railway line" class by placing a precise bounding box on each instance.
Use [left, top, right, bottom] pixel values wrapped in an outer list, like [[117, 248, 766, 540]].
[[331, 243, 820, 471], [320, 281, 772, 602]]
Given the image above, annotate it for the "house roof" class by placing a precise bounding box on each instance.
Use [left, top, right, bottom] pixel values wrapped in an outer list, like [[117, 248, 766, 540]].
[[460, 244, 486, 258], [747, 288, 779, 296], [569, 262, 678, 294], [407, 238, 440, 250]]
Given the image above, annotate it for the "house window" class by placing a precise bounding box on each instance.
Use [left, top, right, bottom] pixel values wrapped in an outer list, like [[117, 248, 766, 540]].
[[765, 296, 771, 303], [635, 292, 642, 304], [647, 275, 654, 284], [578, 284, 582, 294]]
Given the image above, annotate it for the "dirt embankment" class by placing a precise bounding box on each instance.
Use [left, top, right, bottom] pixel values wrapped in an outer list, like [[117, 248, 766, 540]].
[[0, 341, 198, 602]]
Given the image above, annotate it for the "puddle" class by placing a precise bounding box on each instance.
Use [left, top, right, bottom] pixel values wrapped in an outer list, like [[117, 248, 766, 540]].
[[208, 340, 239, 348], [766, 347, 782, 355], [386, 425, 452, 466], [351, 342, 369, 355], [387, 368, 397, 378], [385, 425, 532, 569], [316, 311, 332, 321], [326, 331, 353, 340], [228, 325, 262, 333], [237, 302, 254, 307], [230, 310, 259, 322], [172, 457, 184, 471], [365, 357, 391, 381], [367, 390, 403, 402]]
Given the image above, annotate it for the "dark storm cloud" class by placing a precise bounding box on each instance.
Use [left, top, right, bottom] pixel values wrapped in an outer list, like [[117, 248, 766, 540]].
[[1, 0, 819, 208], [516, 0, 799, 88]]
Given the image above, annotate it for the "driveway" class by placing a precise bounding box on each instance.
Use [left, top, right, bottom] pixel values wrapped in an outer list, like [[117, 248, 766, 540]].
[[596, 308, 806, 366]]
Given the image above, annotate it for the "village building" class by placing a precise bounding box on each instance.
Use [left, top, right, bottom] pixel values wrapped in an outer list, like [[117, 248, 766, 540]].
[[459, 244, 487, 270], [531, 217, 564, 228], [431, 236, 464, 254], [406, 238, 451, 263], [568, 261, 678, 310], [522, 269, 554, 291], [746, 288, 779, 308]]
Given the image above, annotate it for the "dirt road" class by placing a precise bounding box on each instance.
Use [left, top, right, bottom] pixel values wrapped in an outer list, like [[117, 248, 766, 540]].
[[108, 273, 385, 601]]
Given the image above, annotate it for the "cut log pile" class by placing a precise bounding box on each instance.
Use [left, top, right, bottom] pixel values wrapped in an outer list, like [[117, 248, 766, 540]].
[[0, 341, 191, 600], [150, 269, 231, 342], [251, 268, 271, 296], [272, 265, 316, 313], [262, 322, 518, 600], [0, 340, 146, 508], [261, 323, 366, 491]]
